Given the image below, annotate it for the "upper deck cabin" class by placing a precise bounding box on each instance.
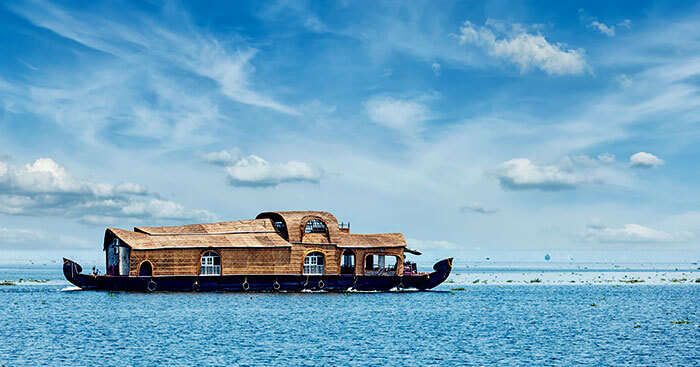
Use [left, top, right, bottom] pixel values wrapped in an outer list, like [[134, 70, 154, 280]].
[[102, 211, 408, 277]]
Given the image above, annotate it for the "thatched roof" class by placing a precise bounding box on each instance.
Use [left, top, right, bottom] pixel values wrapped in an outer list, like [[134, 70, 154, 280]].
[[336, 233, 406, 248], [104, 211, 406, 250], [105, 218, 288, 250]]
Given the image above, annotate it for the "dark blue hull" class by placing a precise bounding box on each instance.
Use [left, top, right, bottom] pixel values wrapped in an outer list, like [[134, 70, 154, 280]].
[[63, 258, 453, 292]]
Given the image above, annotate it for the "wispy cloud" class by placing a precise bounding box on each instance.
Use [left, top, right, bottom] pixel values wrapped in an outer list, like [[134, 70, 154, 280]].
[[12, 0, 297, 114], [456, 19, 588, 75], [364, 96, 433, 132], [589, 21, 615, 37], [579, 9, 630, 37], [5, 0, 297, 147]]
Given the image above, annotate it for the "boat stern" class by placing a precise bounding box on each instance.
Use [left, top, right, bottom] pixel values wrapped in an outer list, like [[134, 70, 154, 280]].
[[63, 258, 97, 289]]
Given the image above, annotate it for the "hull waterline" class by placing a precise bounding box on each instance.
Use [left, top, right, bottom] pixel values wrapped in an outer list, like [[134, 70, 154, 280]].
[[63, 257, 453, 292]]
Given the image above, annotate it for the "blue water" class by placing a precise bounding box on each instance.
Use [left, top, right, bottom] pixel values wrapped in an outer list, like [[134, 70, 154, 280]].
[[0, 267, 698, 366]]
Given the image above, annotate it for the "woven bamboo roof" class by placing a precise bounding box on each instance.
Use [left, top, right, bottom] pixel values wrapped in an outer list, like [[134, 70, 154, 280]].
[[134, 218, 272, 234], [104, 211, 406, 250], [336, 232, 406, 248]]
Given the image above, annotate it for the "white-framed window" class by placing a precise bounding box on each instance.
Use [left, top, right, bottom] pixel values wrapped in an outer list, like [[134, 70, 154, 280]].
[[200, 251, 221, 275], [303, 252, 324, 275]]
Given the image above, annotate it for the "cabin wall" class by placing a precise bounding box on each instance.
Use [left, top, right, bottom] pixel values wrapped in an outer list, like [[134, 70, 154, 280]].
[[127, 245, 402, 276], [128, 245, 338, 276], [129, 249, 200, 276]]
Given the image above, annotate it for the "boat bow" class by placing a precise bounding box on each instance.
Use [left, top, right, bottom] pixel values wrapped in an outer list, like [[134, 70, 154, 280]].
[[402, 257, 453, 290]]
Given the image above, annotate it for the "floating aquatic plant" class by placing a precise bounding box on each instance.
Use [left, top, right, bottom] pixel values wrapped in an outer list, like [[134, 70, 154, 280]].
[[619, 279, 644, 283], [530, 278, 541, 283], [671, 320, 691, 325], [472, 279, 479, 284], [450, 287, 466, 291], [0, 281, 14, 286]]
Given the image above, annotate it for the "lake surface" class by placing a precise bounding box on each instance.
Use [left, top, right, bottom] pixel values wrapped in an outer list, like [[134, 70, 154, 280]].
[[0, 266, 698, 366]]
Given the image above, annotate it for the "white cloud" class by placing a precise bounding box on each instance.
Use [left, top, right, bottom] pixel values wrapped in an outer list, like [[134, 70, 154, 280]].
[[494, 158, 597, 191], [589, 21, 615, 37], [225, 155, 321, 188], [0, 158, 214, 222], [457, 20, 588, 75], [365, 96, 432, 131], [198, 149, 242, 166], [630, 152, 664, 168], [115, 183, 147, 195], [431, 62, 441, 76], [199, 149, 322, 188], [461, 202, 498, 214], [582, 223, 694, 243]]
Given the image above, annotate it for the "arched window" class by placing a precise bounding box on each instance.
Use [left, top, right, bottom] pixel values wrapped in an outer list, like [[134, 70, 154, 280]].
[[200, 251, 221, 275], [304, 219, 328, 234], [303, 252, 324, 275], [139, 261, 153, 276], [340, 249, 355, 275]]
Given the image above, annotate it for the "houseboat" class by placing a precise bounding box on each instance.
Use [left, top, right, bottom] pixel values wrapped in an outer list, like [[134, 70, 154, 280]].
[[63, 211, 453, 292]]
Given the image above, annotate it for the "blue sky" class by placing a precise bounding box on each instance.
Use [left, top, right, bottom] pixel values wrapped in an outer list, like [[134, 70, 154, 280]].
[[1, 0, 699, 266]]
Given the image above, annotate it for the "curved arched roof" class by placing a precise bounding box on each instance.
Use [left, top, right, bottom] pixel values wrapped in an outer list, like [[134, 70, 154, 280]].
[[104, 211, 406, 250]]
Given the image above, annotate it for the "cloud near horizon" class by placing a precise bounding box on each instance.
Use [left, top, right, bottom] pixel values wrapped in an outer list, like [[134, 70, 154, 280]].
[[582, 222, 694, 243], [0, 158, 214, 223]]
